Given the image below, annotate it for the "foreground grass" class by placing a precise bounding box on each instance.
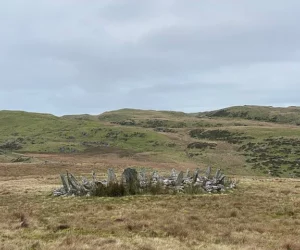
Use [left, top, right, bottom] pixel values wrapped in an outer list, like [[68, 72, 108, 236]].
[[1, 164, 300, 250]]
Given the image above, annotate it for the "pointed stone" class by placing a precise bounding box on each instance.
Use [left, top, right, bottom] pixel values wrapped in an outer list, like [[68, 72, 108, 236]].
[[185, 169, 191, 178], [215, 169, 221, 180], [138, 168, 147, 181], [176, 171, 184, 185], [192, 168, 199, 183], [92, 171, 96, 183], [152, 171, 159, 180], [205, 166, 211, 178], [170, 168, 178, 180], [107, 168, 117, 184]]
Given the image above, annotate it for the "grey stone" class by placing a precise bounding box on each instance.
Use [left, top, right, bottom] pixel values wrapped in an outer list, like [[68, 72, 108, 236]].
[[176, 171, 184, 186], [170, 168, 178, 180], [122, 168, 139, 193], [107, 168, 117, 184], [192, 168, 199, 183], [185, 169, 191, 178], [206, 166, 211, 178], [60, 174, 70, 192]]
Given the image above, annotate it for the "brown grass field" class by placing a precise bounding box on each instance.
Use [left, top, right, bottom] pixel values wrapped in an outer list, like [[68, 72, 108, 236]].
[[1, 153, 300, 250]]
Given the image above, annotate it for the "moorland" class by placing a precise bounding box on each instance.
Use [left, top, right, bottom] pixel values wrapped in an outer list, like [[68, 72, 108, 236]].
[[1, 105, 300, 250]]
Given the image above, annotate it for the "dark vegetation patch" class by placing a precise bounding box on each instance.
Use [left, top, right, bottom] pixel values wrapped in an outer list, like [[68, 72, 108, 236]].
[[153, 127, 176, 133], [201, 106, 300, 125], [239, 137, 300, 177], [59, 146, 78, 153], [187, 142, 217, 149], [111, 120, 136, 126], [112, 119, 187, 129], [105, 130, 146, 141], [185, 142, 217, 158], [192, 121, 223, 127], [144, 119, 186, 128], [90, 179, 179, 197], [189, 129, 252, 144], [0, 138, 24, 150]]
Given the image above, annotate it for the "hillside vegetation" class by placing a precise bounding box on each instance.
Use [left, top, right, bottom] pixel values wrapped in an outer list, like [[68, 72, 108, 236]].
[[1, 106, 300, 177], [1, 107, 300, 250], [200, 105, 300, 125]]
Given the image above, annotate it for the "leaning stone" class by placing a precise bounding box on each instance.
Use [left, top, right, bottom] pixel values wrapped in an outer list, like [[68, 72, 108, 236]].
[[176, 171, 184, 186], [67, 172, 80, 190], [60, 174, 70, 192], [192, 168, 199, 183]]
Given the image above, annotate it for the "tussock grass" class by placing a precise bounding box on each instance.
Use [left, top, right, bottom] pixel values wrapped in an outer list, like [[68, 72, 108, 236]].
[[1, 160, 300, 249]]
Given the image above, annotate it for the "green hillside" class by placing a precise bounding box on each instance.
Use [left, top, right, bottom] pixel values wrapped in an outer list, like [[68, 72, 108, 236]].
[[200, 105, 300, 125], [0, 110, 176, 155], [2, 107, 300, 177]]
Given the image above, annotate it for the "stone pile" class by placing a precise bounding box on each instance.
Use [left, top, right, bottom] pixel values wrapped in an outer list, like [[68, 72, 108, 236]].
[[53, 167, 237, 197]]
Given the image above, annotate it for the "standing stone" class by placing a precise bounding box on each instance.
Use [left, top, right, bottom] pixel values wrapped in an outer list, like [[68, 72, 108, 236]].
[[192, 168, 200, 183], [138, 168, 146, 180], [205, 166, 211, 178], [219, 175, 226, 185], [176, 171, 184, 186], [152, 171, 160, 181], [92, 171, 96, 183], [138, 169, 147, 187], [107, 168, 117, 184], [214, 169, 221, 180], [60, 174, 70, 193], [122, 168, 139, 194], [170, 168, 178, 180], [185, 169, 191, 178]]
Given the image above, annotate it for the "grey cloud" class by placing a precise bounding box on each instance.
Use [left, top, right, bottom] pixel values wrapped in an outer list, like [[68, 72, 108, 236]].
[[0, 0, 300, 114]]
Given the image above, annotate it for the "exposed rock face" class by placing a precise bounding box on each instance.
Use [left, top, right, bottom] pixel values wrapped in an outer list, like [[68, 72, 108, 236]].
[[53, 167, 237, 197]]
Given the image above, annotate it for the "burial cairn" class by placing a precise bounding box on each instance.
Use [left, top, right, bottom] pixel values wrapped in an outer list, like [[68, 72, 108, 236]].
[[53, 167, 237, 197]]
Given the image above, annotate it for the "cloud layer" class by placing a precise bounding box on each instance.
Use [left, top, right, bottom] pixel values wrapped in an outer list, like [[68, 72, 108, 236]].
[[1, 0, 300, 115]]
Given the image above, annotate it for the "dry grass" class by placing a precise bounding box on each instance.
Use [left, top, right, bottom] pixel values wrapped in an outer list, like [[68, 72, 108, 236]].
[[1, 154, 300, 250]]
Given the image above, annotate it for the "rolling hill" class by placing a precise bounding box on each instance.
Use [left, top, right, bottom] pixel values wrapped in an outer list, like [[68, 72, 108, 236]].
[[199, 105, 300, 125], [1, 106, 300, 177]]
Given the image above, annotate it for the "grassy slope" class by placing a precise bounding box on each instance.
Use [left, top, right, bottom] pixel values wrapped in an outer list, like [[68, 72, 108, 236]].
[[0, 110, 174, 154], [2, 107, 300, 177], [200, 105, 300, 125]]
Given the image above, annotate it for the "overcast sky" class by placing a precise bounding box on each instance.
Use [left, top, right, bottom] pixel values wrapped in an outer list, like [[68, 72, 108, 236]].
[[1, 0, 300, 115]]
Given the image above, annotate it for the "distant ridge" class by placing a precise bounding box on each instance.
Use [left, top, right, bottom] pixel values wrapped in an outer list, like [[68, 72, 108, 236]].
[[2, 105, 300, 125], [198, 105, 300, 125]]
